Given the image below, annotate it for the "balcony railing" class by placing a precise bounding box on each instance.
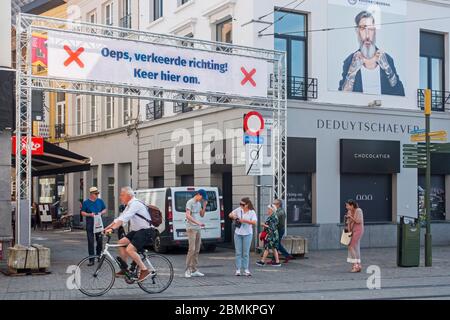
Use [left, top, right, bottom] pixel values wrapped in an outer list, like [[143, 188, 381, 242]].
[[417, 89, 450, 112], [54, 124, 66, 139], [120, 14, 132, 29], [174, 94, 195, 114], [270, 75, 318, 100], [146, 102, 164, 120]]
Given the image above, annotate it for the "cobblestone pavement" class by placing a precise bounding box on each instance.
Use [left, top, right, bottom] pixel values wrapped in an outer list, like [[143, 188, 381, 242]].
[[1, 230, 449, 300]]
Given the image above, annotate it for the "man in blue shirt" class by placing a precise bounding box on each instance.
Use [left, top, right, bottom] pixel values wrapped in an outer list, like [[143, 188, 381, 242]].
[[81, 187, 107, 266]]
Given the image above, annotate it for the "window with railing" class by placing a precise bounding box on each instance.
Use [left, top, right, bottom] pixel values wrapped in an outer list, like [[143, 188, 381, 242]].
[[105, 2, 113, 25], [419, 31, 447, 112], [123, 89, 132, 125], [105, 90, 114, 129], [153, 0, 163, 21], [274, 9, 314, 100], [174, 94, 194, 114], [90, 95, 97, 133], [76, 95, 83, 135], [216, 19, 232, 52], [146, 100, 164, 120], [120, 0, 131, 28]]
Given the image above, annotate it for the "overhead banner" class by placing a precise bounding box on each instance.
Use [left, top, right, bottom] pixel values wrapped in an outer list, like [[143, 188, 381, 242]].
[[328, 0, 407, 97], [47, 31, 268, 98]]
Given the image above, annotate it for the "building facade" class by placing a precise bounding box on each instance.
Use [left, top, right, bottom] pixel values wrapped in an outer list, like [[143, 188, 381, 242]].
[[63, 0, 450, 249]]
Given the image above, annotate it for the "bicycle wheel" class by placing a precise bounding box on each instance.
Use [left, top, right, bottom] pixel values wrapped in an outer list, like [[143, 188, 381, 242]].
[[138, 253, 174, 294], [77, 255, 115, 297]]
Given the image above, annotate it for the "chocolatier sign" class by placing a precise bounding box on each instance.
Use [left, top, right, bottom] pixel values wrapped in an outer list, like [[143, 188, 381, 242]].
[[340, 139, 400, 174]]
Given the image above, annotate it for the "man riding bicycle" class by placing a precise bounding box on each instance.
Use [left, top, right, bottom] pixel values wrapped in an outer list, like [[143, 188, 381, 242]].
[[104, 186, 152, 282]]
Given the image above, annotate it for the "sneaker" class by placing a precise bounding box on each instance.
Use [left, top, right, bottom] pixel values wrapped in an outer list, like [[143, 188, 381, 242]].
[[138, 269, 151, 282], [184, 270, 192, 278], [272, 262, 282, 267], [191, 270, 205, 277], [235, 270, 241, 276], [87, 260, 95, 267], [256, 261, 265, 266], [244, 270, 252, 276]]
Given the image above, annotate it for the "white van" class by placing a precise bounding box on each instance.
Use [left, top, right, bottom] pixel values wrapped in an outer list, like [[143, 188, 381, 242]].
[[135, 187, 224, 253]]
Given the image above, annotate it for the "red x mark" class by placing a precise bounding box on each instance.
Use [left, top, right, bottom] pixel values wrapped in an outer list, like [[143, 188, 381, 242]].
[[241, 67, 257, 87], [63, 45, 85, 68]]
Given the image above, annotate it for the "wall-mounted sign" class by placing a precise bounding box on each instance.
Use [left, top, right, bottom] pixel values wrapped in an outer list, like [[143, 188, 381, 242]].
[[245, 144, 263, 176], [47, 31, 268, 98], [340, 139, 400, 174], [11, 136, 44, 156]]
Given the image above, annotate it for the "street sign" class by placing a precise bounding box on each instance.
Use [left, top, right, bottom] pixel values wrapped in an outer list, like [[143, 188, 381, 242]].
[[245, 144, 263, 176], [244, 135, 264, 145], [11, 136, 44, 156], [243, 111, 265, 136], [410, 130, 447, 142]]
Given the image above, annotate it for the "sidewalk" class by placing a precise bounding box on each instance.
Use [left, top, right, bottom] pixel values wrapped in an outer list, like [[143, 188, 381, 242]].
[[0, 229, 449, 300]]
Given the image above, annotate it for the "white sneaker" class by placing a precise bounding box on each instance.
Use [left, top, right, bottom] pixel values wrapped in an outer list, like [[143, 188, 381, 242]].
[[184, 270, 192, 278], [235, 270, 241, 276], [191, 270, 205, 277], [244, 270, 252, 276]]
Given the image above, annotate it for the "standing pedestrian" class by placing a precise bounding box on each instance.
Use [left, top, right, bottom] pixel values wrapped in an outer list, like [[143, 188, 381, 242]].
[[257, 205, 281, 267], [229, 197, 257, 276], [184, 189, 208, 278], [273, 199, 294, 263], [345, 199, 364, 272], [81, 187, 107, 266]]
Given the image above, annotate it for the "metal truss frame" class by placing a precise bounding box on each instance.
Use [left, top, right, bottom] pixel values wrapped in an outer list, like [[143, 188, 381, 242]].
[[15, 13, 287, 245]]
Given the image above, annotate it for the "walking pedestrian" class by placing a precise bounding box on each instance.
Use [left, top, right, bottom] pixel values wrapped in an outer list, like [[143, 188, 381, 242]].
[[81, 187, 107, 266], [229, 197, 257, 276], [273, 199, 294, 263], [257, 205, 281, 267], [184, 189, 208, 278], [345, 199, 364, 272]]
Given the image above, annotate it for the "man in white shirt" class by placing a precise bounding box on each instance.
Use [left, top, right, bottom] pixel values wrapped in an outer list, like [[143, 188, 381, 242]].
[[104, 186, 152, 282]]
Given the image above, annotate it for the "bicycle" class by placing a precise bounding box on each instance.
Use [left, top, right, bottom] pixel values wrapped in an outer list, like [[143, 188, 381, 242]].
[[76, 232, 174, 297]]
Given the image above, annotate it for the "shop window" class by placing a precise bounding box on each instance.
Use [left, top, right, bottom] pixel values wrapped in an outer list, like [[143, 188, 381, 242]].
[[340, 174, 392, 223], [287, 173, 312, 224], [418, 175, 446, 221]]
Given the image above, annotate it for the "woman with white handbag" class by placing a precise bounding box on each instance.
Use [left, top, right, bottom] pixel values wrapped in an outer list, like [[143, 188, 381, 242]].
[[344, 199, 364, 273]]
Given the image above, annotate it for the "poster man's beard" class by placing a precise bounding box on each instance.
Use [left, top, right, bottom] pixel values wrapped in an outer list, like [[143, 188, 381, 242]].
[[359, 41, 377, 59]]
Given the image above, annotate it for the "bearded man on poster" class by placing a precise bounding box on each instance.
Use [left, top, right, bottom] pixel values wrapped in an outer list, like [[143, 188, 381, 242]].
[[339, 10, 405, 96]]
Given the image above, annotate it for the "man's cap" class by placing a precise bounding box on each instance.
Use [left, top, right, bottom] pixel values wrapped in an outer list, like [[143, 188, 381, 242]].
[[89, 187, 99, 194], [196, 189, 208, 200]]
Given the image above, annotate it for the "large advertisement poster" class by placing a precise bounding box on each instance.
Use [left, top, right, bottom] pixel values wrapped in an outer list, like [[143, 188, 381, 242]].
[[47, 31, 268, 98], [328, 0, 407, 96]]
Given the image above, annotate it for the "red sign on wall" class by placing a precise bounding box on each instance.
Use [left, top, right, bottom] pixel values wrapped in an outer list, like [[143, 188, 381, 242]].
[[11, 136, 44, 156]]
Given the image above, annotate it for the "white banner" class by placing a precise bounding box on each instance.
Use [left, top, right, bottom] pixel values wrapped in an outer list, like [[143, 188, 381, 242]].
[[47, 31, 268, 98]]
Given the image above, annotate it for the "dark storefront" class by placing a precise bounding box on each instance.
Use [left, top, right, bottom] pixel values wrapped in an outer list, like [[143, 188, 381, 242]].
[[418, 152, 450, 221], [340, 139, 400, 223], [286, 137, 316, 224]]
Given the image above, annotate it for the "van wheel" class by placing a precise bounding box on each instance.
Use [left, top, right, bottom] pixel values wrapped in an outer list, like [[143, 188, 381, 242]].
[[204, 244, 216, 252], [153, 234, 168, 254]]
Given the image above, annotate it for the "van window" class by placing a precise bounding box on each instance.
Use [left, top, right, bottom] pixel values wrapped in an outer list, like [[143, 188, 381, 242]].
[[175, 191, 218, 212]]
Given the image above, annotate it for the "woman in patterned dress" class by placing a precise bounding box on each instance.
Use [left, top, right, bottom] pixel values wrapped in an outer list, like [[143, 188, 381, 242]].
[[345, 199, 364, 273], [256, 205, 281, 267]]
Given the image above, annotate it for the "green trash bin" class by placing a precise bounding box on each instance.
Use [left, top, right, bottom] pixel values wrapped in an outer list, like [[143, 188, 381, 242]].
[[397, 216, 420, 267]]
